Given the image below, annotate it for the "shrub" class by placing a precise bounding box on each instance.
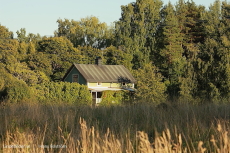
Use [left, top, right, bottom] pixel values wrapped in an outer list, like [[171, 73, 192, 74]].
[[33, 82, 91, 105], [100, 90, 124, 106], [6, 80, 32, 103]]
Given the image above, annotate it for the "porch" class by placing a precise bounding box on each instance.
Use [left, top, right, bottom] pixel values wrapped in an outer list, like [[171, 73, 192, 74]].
[[89, 88, 124, 106]]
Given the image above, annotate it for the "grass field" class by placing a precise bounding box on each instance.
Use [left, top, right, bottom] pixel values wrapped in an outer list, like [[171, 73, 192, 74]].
[[0, 102, 230, 152]]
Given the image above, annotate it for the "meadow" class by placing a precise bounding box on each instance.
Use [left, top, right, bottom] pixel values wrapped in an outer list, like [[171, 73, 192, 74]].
[[0, 102, 230, 153]]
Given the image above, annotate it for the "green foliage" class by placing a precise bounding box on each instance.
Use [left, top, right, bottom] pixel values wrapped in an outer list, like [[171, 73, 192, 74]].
[[16, 28, 41, 43], [36, 36, 82, 80], [77, 46, 102, 64], [99, 90, 124, 106], [0, 79, 4, 92], [6, 80, 33, 103], [27, 52, 53, 77], [0, 65, 36, 103], [0, 65, 16, 99], [34, 82, 91, 105], [115, 0, 163, 69], [155, 2, 186, 99], [189, 1, 230, 102], [178, 61, 198, 103], [3, 1, 230, 104], [103, 45, 126, 65], [134, 63, 166, 104], [0, 24, 13, 39], [0, 37, 19, 65], [55, 17, 113, 49]]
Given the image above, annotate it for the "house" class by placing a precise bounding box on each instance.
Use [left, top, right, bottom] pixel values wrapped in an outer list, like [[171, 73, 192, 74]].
[[62, 57, 136, 105]]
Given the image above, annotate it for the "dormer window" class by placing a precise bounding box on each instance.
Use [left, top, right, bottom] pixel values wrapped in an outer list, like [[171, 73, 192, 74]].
[[73, 74, 78, 83]]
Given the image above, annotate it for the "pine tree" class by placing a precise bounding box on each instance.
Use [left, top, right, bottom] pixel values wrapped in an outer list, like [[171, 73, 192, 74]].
[[173, 0, 206, 102], [193, 0, 230, 102], [155, 2, 185, 99]]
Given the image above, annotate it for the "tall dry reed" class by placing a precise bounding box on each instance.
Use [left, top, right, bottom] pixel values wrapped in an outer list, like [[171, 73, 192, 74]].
[[0, 103, 230, 152], [2, 118, 230, 153]]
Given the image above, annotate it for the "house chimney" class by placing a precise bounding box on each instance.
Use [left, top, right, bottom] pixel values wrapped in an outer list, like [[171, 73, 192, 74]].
[[95, 57, 102, 66]]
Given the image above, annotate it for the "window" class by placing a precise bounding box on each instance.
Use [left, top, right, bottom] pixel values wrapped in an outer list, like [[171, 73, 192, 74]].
[[97, 92, 102, 98], [72, 74, 78, 83], [97, 82, 101, 86]]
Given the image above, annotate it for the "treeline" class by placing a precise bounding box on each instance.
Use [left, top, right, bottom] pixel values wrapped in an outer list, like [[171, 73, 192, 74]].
[[0, 0, 230, 104]]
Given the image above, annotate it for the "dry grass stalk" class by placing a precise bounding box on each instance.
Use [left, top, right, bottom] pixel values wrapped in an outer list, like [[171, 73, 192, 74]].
[[2, 121, 230, 153], [3, 129, 44, 153], [153, 129, 182, 153], [136, 131, 153, 153], [197, 141, 206, 153], [210, 123, 230, 153], [78, 118, 124, 153], [1, 103, 230, 153]]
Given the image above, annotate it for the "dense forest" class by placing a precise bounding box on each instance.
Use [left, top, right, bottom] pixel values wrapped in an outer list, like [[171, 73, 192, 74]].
[[1, 0, 230, 105]]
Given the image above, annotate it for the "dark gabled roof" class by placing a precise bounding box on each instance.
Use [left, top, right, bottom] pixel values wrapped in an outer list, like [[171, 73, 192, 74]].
[[63, 64, 136, 83]]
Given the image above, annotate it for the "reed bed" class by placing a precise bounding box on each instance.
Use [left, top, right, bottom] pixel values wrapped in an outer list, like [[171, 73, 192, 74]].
[[0, 103, 230, 152]]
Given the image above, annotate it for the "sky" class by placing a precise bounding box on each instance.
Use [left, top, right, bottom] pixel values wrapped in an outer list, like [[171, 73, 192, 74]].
[[0, 0, 213, 37]]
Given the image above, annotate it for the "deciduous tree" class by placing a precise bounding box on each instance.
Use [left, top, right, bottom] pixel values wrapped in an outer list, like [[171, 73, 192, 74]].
[[134, 63, 166, 104]]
